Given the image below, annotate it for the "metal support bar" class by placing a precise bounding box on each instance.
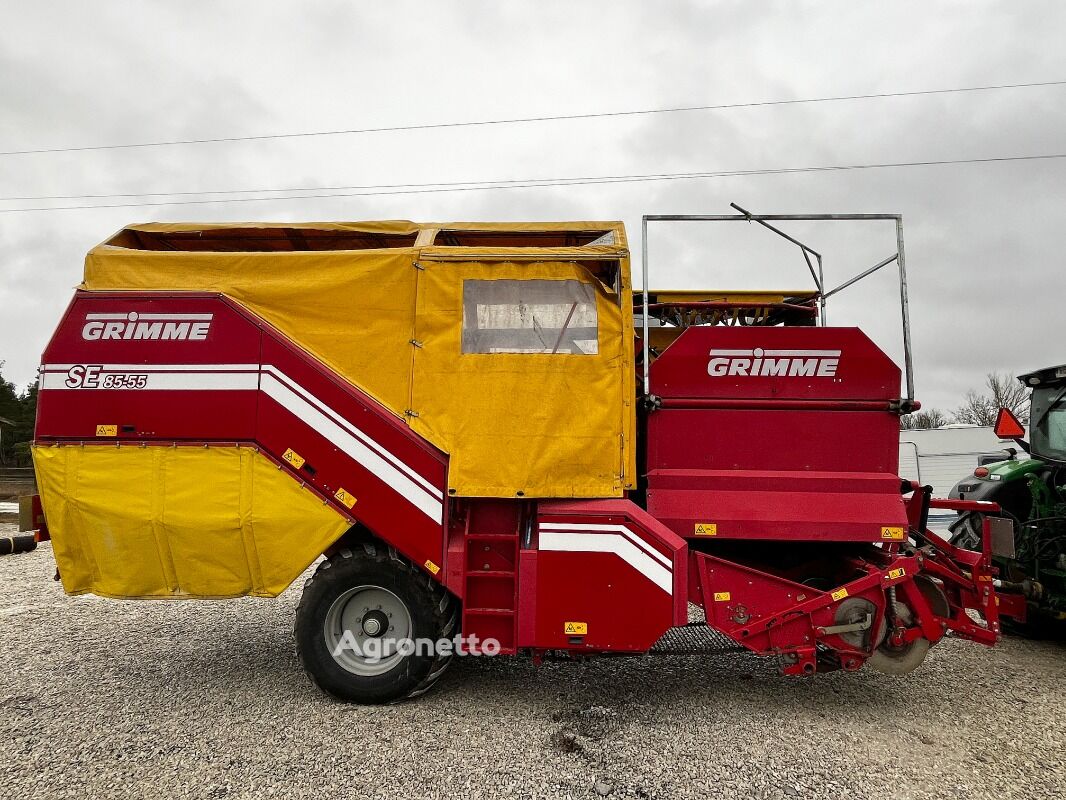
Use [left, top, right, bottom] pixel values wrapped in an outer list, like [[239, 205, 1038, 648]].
[[730, 204, 824, 257], [817, 613, 872, 636], [816, 253, 826, 325], [645, 301, 817, 313], [641, 216, 650, 396], [896, 217, 915, 401], [822, 253, 899, 299], [658, 398, 901, 412], [730, 203, 823, 292], [643, 214, 903, 221]]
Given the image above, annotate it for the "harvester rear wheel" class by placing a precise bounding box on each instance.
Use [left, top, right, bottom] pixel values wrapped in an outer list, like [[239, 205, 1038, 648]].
[[295, 541, 458, 704]]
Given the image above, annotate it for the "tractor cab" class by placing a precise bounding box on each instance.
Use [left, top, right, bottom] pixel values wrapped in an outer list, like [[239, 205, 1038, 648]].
[[1019, 364, 1066, 466]]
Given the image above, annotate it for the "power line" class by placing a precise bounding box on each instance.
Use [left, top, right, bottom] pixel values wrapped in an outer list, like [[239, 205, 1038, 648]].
[[5, 151, 1066, 204], [2, 79, 1064, 157], [4, 177, 559, 202], [1, 152, 1062, 214]]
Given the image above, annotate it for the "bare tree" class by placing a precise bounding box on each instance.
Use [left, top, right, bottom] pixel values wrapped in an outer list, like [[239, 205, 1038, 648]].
[[900, 408, 949, 430], [953, 372, 1030, 426]]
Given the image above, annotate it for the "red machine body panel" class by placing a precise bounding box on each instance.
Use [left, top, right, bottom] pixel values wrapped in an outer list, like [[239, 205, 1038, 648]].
[[648, 470, 908, 540], [519, 499, 688, 652], [37, 294, 261, 442], [645, 326, 908, 541], [646, 409, 899, 474], [36, 291, 449, 571], [650, 325, 900, 401]]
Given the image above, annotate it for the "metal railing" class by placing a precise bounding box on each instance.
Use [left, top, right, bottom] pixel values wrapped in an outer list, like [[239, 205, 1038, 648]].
[[640, 204, 914, 402]]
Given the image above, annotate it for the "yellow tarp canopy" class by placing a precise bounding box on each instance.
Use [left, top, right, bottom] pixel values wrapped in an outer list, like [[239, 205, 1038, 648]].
[[82, 220, 635, 498], [33, 445, 349, 598]]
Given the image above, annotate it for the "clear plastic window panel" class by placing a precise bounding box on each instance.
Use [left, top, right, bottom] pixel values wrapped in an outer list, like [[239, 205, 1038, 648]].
[[462, 279, 599, 355], [1046, 403, 1066, 453]]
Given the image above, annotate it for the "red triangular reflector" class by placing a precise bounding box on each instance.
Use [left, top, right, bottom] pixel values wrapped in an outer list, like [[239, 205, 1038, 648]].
[[994, 407, 1026, 439]]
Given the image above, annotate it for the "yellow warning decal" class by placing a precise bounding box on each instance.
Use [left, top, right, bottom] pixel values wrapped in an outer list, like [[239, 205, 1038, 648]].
[[564, 621, 587, 635], [281, 448, 305, 469], [423, 559, 441, 575], [713, 592, 731, 602], [694, 523, 717, 536], [334, 487, 357, 509], [881, 526, 905, 540], [831, 588, 849, 601], [95, 424, 117, 437], [887, 567, 906, 580]]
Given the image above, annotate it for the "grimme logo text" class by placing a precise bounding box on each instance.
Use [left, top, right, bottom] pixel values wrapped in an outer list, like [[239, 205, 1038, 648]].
[[707, 347, 841, 377], [81, 312, 213, 341]]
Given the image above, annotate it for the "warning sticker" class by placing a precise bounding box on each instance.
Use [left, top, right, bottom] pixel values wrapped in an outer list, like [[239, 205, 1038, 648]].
[[564, 621, 588, 635], [881, 526, 905, 540], [831, 588, 849, 601], [423, 559, 441, 575], [334, 487, 357, 509], [282, 448, 305, 469], [694, 523, 717, 536], [95, 424, 117, 437], [887, 567, 906, 580], [713, 592, 731, 602]]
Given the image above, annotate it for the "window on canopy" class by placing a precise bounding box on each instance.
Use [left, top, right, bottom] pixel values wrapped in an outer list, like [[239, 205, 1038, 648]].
[[461, 279, 599, 355]]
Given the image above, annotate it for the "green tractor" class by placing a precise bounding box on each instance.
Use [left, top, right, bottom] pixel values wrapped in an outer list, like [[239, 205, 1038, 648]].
[[947, 364, 1066, 626]]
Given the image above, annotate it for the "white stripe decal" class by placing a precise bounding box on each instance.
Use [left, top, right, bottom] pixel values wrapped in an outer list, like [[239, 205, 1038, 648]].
[[539, 522, 671, 568], [539, 531, 673, 594], [708, 349, 841, 357], [260, 373, 443, 524], [39, 369, 259, 391], [260, 366, 442, 501], [85, 313, 213, 321], [40, 362, 444, 524], [42, 363, 259, 372]]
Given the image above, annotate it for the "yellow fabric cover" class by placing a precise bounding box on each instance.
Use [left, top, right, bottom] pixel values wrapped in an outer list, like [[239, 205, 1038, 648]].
[[81, 221, 636, 498], [32, 445, 349, 599], [84, 248, 419, 415], [411, 261, 631, 497]]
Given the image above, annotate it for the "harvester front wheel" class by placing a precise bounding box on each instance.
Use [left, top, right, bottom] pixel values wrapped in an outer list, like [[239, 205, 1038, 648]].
[[295, 541, 458, 704]]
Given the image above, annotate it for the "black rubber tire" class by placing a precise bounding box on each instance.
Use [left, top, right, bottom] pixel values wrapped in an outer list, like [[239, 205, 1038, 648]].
[[0, 534, 37, 555], [295, 540, 458, 704], [948, 512, 983, 550]]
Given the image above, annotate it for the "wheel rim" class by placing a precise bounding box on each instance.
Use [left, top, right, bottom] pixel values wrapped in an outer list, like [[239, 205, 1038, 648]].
[[323, 585, 414, 676], [833, 597, 878, 649]]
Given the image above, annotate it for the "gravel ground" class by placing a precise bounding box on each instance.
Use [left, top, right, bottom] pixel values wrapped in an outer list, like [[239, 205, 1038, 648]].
[[1, 528, 1064, 800]]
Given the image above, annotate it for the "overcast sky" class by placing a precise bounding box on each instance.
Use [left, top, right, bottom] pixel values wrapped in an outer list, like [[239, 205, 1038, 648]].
[[2, 1, 1064, 413]]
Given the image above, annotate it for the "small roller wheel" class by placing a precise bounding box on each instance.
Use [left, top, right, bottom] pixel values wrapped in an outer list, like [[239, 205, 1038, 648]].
[[867, 599, 930, 675], [295, 540, 458, 704]]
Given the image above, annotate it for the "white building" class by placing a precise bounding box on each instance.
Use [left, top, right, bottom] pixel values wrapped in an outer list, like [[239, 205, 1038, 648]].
[[898, 425, 1019, 498]]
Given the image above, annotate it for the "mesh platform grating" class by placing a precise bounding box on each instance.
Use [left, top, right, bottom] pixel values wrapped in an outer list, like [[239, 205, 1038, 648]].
[[649, 624, 745, 655]]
